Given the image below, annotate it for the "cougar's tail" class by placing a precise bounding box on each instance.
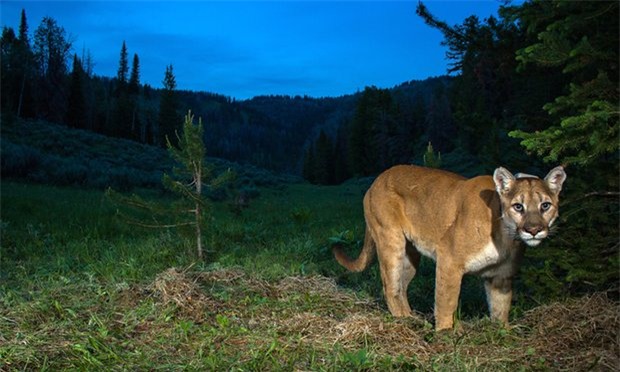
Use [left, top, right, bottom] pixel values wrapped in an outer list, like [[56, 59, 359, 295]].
[[332, 228, 376, 272]]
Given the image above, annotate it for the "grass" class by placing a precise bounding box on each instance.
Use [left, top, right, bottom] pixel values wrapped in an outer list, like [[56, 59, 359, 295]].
[[1, 181, 618, 370]]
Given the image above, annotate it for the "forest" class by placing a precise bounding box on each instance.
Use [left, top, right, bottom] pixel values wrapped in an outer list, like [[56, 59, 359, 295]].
[[1, 0, 618, 370], [2, 2, 618, 182]]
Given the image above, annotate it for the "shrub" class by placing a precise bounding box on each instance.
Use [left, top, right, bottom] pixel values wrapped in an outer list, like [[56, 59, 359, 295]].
[[0, 141, 43, 178]]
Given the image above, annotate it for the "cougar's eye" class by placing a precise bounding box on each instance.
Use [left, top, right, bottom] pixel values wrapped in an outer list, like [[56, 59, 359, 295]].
[[541, 202, 552, 211], [512, 203, 524, 212]]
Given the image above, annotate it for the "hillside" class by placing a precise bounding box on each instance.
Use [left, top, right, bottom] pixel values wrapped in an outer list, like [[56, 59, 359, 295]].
[[0, 118, 300, 191], [173, 76, 455, 175]]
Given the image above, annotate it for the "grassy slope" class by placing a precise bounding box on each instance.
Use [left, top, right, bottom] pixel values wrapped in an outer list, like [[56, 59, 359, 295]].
[[1, 182, 617, 370], [0, 118, 298, 191]]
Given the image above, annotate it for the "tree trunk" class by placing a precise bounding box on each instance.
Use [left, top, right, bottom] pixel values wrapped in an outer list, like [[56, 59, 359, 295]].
[[17, 74, 26, 117], [194, 164, 203, 260]]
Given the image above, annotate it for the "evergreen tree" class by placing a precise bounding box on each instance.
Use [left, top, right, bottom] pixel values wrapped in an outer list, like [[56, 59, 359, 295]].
[[127, 53, 141, 140], [416, 2, 531, 169], [302, 144, 315, 183], [163, 111, 232, 260], [18, 9, 29, 44], [32, 16, 72, 122], [333, 128, 350, 183], [108, 111, 232, 261], [81, 47, 95, 77], [424, 84, 454, 154], [314, 130, 335, 184], [1, 27, 18, 115], [348, 87, 396, 176], [423, 142, 442, 168], [417, 0, 619, 297], [15, 9, 34, 118], [128, 53, 140, 94], [117, 41, 129, 88], [66, 54, 86, 129], [158, 64, 181, 147], [111, 41, 134, 138], [509, 1, 619, 167]]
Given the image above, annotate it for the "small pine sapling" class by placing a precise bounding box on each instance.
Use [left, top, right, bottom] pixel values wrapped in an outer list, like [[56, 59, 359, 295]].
[[163, 110, 233, 260], [423, 141, 442, 168], [107, 110, 232, 262]]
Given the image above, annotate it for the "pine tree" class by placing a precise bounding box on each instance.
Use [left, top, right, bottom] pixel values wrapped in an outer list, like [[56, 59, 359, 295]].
[[333, 129, 350, 183], [314, 130, 335, 185], [127, 53, 141, 140], [505, 0, 619, 297], [424, 84, 455, 155], [128, 53, 140, 94], [158, 64, 181, 147], [162, 111, 232, 260], [15, 9, 34, 118], [18, 9, 28, 44], [302, 144, 316, 183], [32, 16, 72, 122], [112, 41, 134, 138], [416, 2, 528, 168], [66, 54, 86, 129], [348, 87, 395, 176], [423, 142, 442, 168], [1, 27, 18, 116], [117, 41, 129, 88], [509, 1, 619, 167], [108, 111, 232, 261], [81, 47, 94, 76]]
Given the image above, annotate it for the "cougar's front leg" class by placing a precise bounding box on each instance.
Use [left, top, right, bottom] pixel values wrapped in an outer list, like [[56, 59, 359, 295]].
[[434, 258, 463, 330], [484, 276, 513, 325]]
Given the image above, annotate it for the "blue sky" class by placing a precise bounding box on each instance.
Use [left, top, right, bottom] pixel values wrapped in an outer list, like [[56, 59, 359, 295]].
[[1, 1, 505, 99]]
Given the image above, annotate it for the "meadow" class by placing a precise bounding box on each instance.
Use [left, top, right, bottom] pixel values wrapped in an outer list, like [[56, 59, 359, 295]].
[[1, 179, 617, 370]]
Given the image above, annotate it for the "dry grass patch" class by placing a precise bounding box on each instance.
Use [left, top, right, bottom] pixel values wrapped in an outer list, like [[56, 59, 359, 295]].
[[149, 267, 218, 321], [6, 266, 615, 370], [129, 267, 620, 370], [520, 293, 619, 370]]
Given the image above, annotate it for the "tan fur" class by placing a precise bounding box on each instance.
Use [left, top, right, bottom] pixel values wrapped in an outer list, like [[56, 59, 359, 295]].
[[333, 165, 566, 330]]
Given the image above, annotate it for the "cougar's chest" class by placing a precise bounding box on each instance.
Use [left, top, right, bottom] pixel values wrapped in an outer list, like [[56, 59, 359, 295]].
[[464, 241, 505, 274], [464, 239, 520, 277]]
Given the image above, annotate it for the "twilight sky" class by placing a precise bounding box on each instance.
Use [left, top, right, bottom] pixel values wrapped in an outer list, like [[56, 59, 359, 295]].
[[1, 1, 505, 99]]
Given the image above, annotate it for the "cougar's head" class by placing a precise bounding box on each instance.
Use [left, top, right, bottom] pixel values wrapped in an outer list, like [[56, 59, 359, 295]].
[[493, 166, 567, 247]]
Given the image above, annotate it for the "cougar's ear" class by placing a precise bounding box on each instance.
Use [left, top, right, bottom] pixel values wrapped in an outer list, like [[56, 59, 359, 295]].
[[544, 166, 567, 195], [493, 167, 515, 195]]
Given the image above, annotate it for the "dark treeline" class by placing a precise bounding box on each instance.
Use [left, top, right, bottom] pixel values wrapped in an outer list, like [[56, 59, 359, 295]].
[[302, 80, 454, 184], [0, 9, 453, 177], [1, 12, 161, 144], [0, 8, 507, 180], [2, 2, 618, 185]]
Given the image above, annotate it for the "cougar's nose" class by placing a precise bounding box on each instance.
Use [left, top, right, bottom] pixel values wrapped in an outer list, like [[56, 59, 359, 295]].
[[524, 225, 543, 236]]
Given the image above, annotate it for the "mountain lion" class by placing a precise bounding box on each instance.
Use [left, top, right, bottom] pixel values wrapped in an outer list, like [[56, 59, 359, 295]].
[[333, 165, 566, 330]]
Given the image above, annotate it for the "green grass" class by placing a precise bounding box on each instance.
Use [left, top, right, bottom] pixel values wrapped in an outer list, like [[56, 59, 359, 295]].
[[1, 181, 617, 370]]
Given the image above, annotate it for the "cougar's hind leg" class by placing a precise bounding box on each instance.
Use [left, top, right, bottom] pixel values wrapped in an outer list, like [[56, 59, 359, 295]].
[[402, 242, 421, 299], [376, 231, 412, 317]]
